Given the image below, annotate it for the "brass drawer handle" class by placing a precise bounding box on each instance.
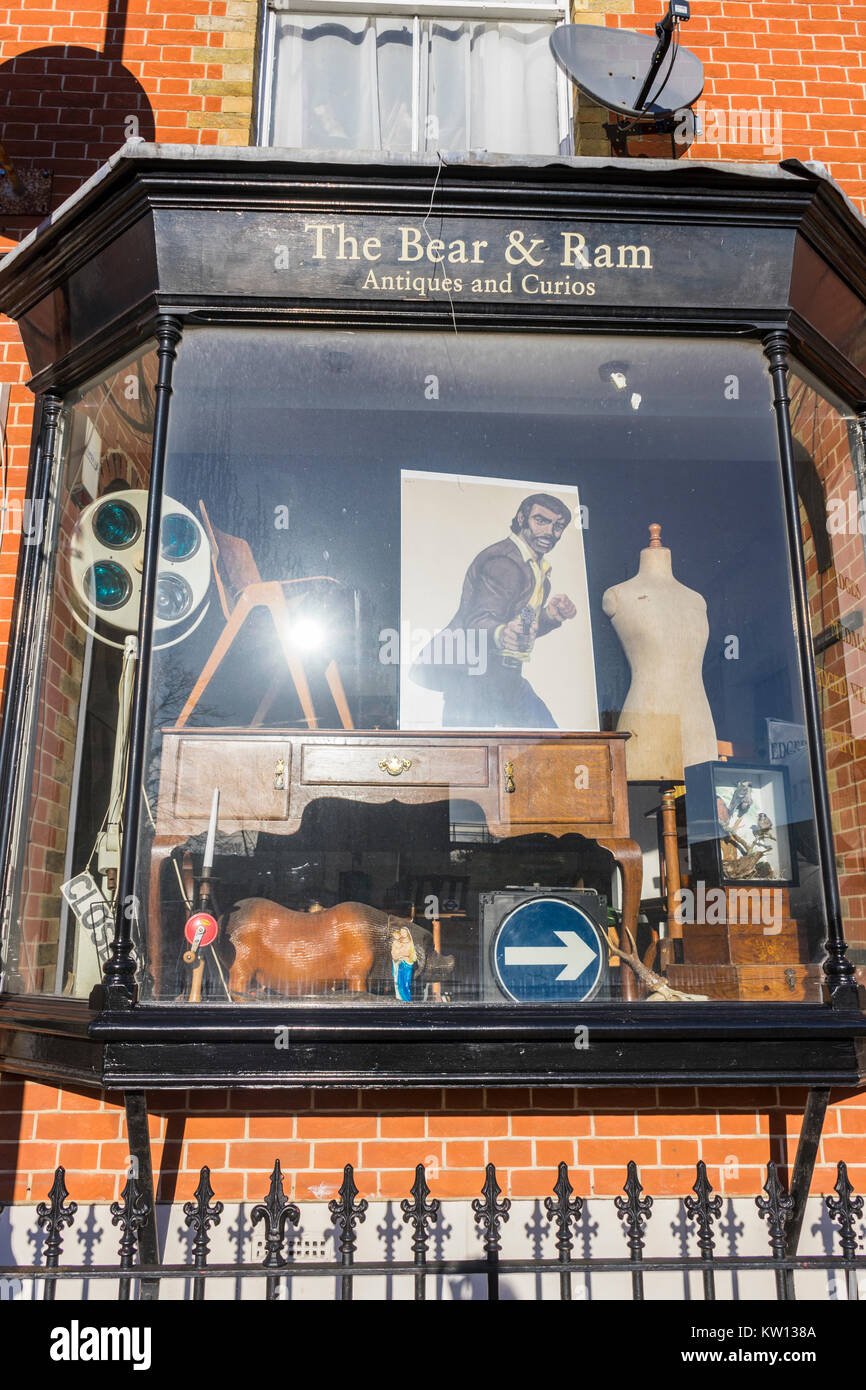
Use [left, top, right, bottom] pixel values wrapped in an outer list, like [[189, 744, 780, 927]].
[[379, 755, 412, 776], [274, 757, 286, 790], [504, 760, 515, 794]]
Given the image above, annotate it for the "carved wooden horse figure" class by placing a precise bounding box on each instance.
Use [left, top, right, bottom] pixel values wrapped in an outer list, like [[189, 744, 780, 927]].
[[225, 899, 454, 999]]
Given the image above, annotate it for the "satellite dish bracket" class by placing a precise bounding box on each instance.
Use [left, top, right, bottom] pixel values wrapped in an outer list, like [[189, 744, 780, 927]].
[[604, 108, 696, 159], [634, 0, 690, 112]]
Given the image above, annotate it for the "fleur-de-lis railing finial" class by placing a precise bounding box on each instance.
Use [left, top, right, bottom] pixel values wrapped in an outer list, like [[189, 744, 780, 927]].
[[401, 1163, 440, 1300], [37, 1167, 78, 1264], [401, 1163, 440, 1257], [756, 1161, 794, 1300], [615, 1161, 653, 1300], [472, 1163, 511, 1301], [36, 1167, 77, 1300], [110, 1170, 151, 1299], [684, 1160, 722, 1259], [756, 1161, 794, 1257], [110, 1171, 150, 1263], [544, 1162, 582, 1258], [826, 1160, 864, 1302], [826, 1160, 864, 1264], [184, 1166, 224, 1298], [329, 1164, 368, 1301], [251, 1160, 300, 1270], [329, 1164, 368, 1256], [615, 1161, 653, 1257], [684, 1160, 723, 1302], [472, 1163, 511, 1256], [544, 1162, 583, 1301]]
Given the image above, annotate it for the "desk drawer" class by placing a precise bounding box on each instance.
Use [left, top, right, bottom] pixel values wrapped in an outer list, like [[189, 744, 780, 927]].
[[171, 739, 291, 822], [300, 742, 489, 788], [498, 743, 612, 825]]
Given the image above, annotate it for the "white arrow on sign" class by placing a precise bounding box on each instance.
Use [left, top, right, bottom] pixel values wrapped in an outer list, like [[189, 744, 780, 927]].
[[504, 930, 597, 981]]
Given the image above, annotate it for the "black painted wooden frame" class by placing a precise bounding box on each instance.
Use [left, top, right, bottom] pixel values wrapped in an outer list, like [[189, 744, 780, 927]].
[[0, 148, 865, 1091]]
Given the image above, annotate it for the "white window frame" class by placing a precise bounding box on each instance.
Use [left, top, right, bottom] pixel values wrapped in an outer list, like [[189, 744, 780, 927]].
[[255, 0, 574, 155]]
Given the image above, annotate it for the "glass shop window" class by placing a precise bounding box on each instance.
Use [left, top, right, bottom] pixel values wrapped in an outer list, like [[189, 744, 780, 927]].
[[0, 346, 157, 998], [790, 363, 866, 988], [127, 328, 831, 1008], [259, 0, 569, 156]]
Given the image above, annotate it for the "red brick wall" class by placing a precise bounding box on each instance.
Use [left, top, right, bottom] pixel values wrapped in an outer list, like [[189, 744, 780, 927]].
[[616, 0, 866, 207], [2, 1077, 865, 1205], [1, 1, 866, 1201]]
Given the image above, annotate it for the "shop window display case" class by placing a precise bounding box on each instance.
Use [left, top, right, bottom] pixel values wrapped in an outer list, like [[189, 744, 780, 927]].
[[0, 146, 864, 1091]]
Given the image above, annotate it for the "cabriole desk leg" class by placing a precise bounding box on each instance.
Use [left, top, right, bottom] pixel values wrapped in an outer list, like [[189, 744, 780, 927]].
[[598, 838, 643, 1002], [147, 838, 178, 1001]]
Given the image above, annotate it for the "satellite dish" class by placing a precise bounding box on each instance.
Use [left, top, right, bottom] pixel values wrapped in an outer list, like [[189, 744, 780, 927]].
[[551, 0, 703, 121], [551, 24, 703, 118]]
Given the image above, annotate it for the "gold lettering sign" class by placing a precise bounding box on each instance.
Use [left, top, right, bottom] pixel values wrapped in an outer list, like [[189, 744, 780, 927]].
[[298, 219, 654, 304]]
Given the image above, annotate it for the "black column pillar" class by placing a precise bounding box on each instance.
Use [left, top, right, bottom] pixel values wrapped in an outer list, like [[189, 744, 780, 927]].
[[103, 316, 183, 1006]]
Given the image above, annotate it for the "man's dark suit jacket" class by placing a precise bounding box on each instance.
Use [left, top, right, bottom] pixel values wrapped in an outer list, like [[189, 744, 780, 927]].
[[410, 535, 560, 692]]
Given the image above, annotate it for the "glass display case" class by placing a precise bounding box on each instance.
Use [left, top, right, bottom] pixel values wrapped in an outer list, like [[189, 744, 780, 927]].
[[0, 147, 864, 1086]]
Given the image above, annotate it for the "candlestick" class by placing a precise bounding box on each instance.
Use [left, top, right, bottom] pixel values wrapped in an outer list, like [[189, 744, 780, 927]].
[[203, 787, 219, 875]]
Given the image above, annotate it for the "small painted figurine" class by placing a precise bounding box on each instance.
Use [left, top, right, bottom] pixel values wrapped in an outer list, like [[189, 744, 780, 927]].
[[391, 925, 418, 1002]]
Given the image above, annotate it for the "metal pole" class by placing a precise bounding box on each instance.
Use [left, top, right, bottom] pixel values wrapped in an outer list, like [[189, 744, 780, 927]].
[[103, 317, 182, 1003], [763, 332, 860, 1009], [785, 1088, 830, 1264], [414, 1244, 427, 1301], [124, 1091, 161, 1302]]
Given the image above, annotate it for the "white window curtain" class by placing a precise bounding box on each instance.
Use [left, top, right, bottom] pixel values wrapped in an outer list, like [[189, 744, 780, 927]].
[[426, 20, 558, 155], [270, 12, 560, 156], [272, 16, 414, 151]]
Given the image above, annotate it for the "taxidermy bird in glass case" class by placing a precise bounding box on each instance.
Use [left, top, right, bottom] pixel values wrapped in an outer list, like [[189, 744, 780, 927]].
[[727, 781, 753, 820]]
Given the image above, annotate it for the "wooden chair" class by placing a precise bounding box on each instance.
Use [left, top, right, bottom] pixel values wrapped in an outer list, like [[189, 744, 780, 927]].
[[174, 501, 354, 730]]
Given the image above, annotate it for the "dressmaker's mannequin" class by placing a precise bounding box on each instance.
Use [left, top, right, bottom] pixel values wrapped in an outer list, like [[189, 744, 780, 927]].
[[602, 524, 718, 780]]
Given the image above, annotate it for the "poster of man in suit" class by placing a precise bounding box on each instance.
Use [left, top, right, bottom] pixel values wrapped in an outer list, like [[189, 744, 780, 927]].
[[400, 471, 598, 731]]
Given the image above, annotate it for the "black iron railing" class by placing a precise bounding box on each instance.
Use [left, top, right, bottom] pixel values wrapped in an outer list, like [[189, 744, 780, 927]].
[[0, 1159, 862, 1301]]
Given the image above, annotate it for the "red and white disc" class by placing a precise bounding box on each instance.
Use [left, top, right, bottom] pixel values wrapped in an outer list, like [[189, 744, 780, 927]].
[[184, 912, 218, 948]]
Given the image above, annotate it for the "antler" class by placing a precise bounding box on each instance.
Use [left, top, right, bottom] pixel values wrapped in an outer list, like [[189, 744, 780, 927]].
[[603, 925, 709, 1002], [603, 925, 665, 991]]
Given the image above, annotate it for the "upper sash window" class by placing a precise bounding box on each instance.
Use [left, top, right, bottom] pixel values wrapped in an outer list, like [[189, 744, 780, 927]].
[[258, 0, 571, 156]]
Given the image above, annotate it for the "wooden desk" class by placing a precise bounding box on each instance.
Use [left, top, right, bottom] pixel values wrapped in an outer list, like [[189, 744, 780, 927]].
[[149, 729, 641, 997]]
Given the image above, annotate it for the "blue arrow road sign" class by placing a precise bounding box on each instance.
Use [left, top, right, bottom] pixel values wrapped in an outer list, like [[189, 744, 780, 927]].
[[492, 897, 605, 1003]]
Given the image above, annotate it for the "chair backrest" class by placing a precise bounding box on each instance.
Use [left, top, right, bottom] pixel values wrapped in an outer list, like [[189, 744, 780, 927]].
[[406, 875, 470, 916], [199, 500, 262, 619]]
